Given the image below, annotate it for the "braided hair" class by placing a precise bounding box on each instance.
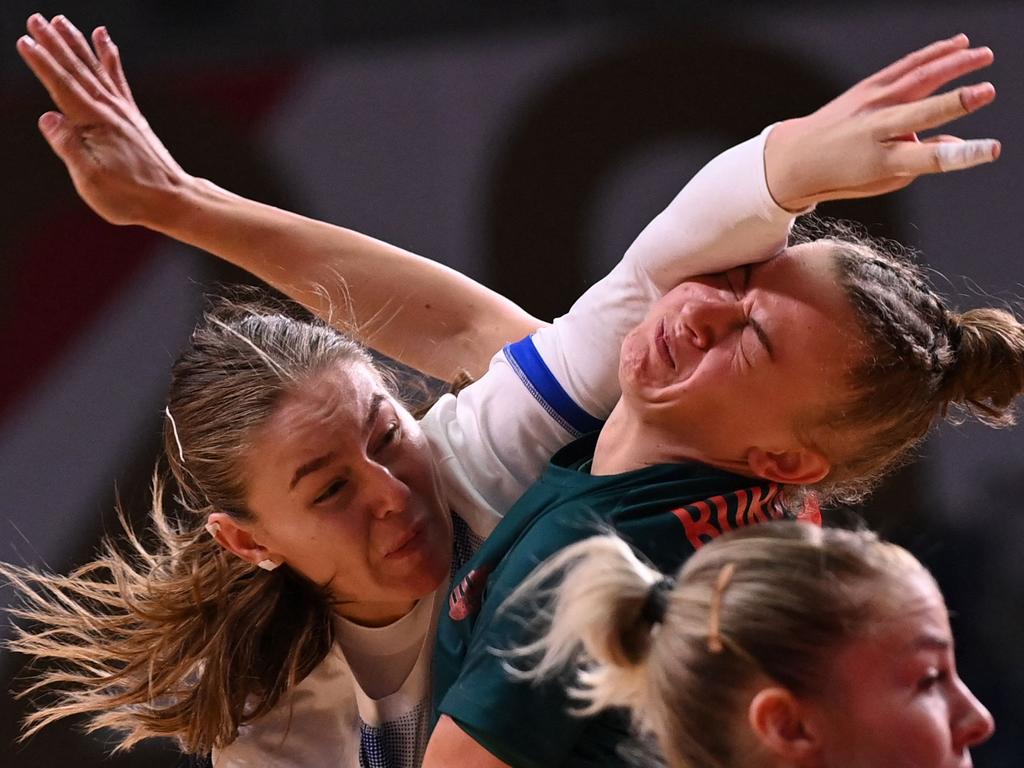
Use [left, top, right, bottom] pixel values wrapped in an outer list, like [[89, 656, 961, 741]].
[[799, 221, 1024, 502]]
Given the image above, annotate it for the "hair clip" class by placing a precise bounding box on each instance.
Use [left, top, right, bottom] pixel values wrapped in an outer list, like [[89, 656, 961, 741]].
[[707, 562, 737, 653]]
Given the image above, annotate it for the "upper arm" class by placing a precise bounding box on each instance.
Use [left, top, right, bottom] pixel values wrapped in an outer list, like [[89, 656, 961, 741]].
[[529, 128, 796, 419], [423, 715, 512, 768], [405, 300, 543, 382], [433, 521, 591, 767], [160, 182, 543, 382]]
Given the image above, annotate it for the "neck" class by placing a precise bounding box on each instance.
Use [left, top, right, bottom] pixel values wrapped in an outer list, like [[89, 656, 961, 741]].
[[592, 399, 754, 477], [333, 598, 418, 628]]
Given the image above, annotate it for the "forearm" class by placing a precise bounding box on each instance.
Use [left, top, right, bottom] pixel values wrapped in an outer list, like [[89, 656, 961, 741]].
[[623, 124, 797, 291], [533, 127, 797, 418], [152, 177, 541, 380]]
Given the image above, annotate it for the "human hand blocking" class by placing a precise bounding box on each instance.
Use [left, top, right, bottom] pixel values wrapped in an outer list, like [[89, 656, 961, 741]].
[[17, 13, 191, 228], [764, 34, 1000, 211]]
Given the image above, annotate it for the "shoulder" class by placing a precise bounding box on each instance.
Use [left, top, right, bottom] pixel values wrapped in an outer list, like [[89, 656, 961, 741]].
[[215, 648, 360, 767]]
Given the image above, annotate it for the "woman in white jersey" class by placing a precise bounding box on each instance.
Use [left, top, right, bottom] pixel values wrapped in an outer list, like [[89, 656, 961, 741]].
[[6, 16, 1000, 768]]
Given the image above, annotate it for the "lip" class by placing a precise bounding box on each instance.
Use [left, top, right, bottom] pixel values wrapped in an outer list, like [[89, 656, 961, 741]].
[[655, 318, 676, 370], [383, 523, 424, 559]]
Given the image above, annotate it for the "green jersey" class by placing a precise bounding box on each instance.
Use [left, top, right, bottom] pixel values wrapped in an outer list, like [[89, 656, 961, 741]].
[[432, 432, 799, 767]]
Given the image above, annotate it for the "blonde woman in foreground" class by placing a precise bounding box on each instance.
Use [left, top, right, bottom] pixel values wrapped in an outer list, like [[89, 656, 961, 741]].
[[511, 522, 993, 768]]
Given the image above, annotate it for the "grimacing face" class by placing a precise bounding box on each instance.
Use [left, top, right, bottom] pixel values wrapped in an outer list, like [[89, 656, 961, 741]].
[[808, 571, 994, 768], [239, 360, 452, 626], [616, 241, 861, 477]]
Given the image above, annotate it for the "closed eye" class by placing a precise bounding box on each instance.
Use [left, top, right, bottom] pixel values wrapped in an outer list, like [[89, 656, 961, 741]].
[[314, 478, 347, 505], [375, 421, 402, 453], [748, 316, 775, 361], [728, 266, 773, 362]]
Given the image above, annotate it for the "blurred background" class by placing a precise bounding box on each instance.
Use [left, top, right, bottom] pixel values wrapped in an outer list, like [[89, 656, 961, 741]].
[[1, 2, 1021, 766]]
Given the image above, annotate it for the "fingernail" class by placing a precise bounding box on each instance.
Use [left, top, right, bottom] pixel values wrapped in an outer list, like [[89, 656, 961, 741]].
[[99, 26, 111, 42], [973, 81, 995, 99], [28, 13, 45, 28], [38, 112, 60, 133], [18, 34, 36, 48], [963, 81, 995, 110], [950, 32, 968, 44]]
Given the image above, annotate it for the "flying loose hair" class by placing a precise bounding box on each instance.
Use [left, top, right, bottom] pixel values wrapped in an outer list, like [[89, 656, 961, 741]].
[[2, 293, 379, 754]]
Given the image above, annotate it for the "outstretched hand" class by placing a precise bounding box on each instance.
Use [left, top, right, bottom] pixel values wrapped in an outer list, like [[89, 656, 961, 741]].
[[765, 34, 1000, 211], [17, 13, 190, 227]]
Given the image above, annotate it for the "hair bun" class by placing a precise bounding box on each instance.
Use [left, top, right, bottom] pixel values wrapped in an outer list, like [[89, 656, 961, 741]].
[[939, 308, 1024, 426]]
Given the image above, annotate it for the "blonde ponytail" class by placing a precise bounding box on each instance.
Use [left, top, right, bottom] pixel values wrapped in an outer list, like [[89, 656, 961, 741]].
[[503, 535, 665, 718]]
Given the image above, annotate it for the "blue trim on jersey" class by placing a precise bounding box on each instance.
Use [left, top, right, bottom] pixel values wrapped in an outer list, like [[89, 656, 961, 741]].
[[503, 336, 604, 438]]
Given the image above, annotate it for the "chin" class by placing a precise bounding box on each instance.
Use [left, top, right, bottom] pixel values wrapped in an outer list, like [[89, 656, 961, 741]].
[[389, 538, 452, 599]]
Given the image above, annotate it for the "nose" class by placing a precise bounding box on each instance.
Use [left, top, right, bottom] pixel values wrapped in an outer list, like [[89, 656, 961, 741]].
[[356, 462, 411, 520], [679, 298, 745, 349], [952, 676, 995, 751]]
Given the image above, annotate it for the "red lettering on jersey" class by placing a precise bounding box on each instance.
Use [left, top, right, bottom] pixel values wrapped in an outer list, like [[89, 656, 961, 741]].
[[748, 486, 768, 524], [673, 500, 721, 551], [734, 488, 750, 527], [673, 483, 806, 551], [712, 493, 731, 534], [448, 565, 493, 621]]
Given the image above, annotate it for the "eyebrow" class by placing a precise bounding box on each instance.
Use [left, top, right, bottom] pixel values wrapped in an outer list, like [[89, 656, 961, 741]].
[[364, 392, 386, 435], [911, 633, 952, 653], [743, 265, 775, 361], [290, 452, 337, 491], [288, 393, 387, 491]]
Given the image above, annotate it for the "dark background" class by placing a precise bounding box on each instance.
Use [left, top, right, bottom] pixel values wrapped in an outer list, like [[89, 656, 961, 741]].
[[1, 2, 1022, 766]]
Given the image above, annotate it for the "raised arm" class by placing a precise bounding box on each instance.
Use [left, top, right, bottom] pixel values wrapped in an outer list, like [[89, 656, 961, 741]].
[[528, 34, 998, 419], [17, 14, 541, 382]]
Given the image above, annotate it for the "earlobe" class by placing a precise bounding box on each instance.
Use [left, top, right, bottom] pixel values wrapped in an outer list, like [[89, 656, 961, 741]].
[[747, 447, 831, 485], [748, 687, 820, 762], [205, 512, 279, 568]]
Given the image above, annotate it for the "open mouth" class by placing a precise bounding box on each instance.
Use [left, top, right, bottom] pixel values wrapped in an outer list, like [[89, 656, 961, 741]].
[[656, 319, 676, 370]]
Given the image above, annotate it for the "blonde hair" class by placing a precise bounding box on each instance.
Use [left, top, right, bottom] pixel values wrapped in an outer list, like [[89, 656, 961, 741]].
[[795, 221, 1024, 504], [1, 293, 379, 754], [508, 522, 928, 768]]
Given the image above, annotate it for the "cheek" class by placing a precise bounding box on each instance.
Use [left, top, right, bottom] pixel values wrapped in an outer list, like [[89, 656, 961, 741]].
[[618, 327, 647, 380], [288, 517, 370, 587], [821, 688, 949, 768], [402, 435, 446, 507]]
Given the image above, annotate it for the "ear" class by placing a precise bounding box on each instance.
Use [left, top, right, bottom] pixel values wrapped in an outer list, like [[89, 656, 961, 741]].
[[206, 512, 281, 569], [748, 687, 820, 762], [746, 447, 831, 485]]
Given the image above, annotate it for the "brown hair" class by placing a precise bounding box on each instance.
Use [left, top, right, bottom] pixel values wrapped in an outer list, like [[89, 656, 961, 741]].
[[508, 522, 929, 768], [800, 221, 1024, 503], [2, 293, 380, 754]]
